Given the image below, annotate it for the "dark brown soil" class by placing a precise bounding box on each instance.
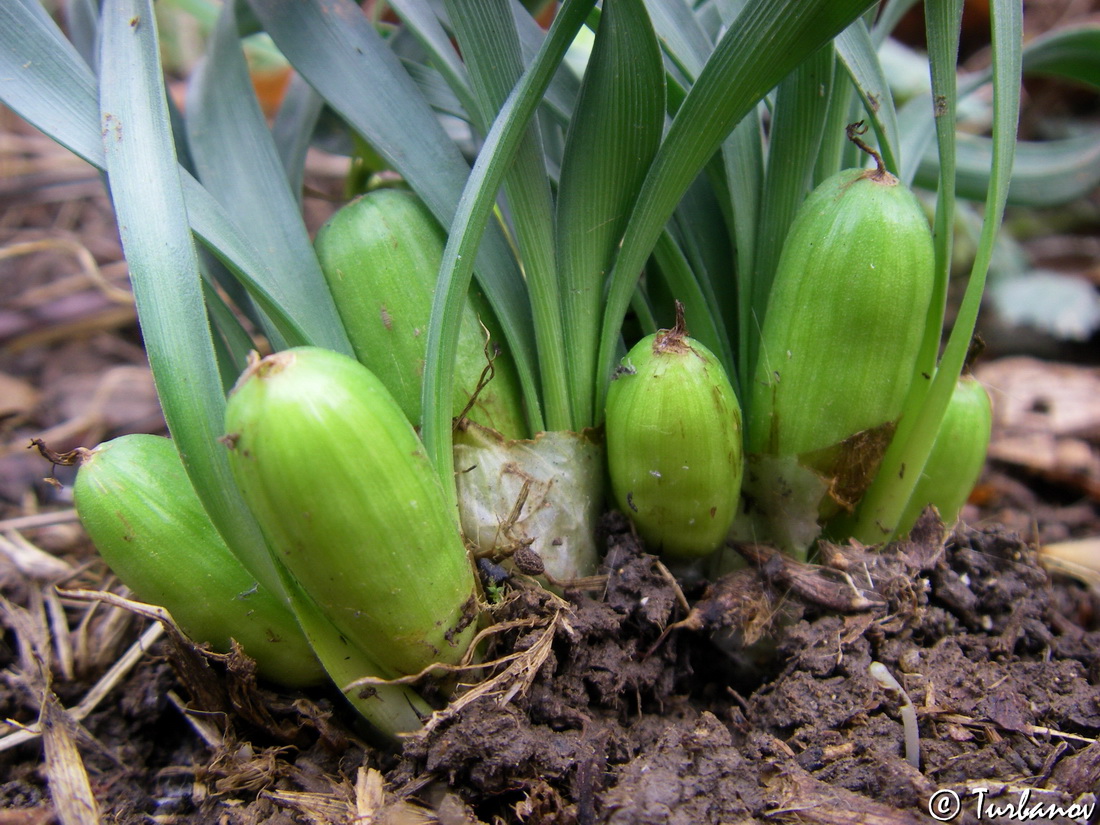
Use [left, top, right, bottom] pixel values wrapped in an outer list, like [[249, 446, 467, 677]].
[[3, 508, 1097, 825]]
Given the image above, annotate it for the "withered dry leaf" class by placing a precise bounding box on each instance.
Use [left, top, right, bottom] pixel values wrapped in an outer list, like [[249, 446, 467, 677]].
[[40, 694, 101, 825]]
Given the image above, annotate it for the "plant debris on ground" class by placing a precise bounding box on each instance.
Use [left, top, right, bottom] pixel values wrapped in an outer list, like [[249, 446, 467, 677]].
[[2, 505, 1098, 824]]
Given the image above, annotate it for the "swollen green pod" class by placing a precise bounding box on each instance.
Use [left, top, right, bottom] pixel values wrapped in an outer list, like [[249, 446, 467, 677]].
[[223, 346, 479, 678], [605, 312, 743, 558], [749, 163, 934, 464], [315, 189, 526, 438], [896, 375, 992, 535], [73, 434, 324, 687]]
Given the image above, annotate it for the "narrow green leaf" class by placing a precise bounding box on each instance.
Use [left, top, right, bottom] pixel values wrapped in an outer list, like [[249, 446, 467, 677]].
[[556, 0, 665, 428], [896, 94, 938, 186], [98, 0, 285, 601], [1, 0, 103, 166], [642, 0, 712, 78], [651, 230, 730, 382], [186, 1, 352, 356], [639, 0, 757, 361], [202, 276, 256, 387], [813, 55, 857, 186], [918, 131, 1100, 208], [1021, 24, 1100, 89], [446, 0, 571, 431], [401, 58, 472, 121], [271, 73, 325, 202], [901, 21, 1100, 201], [852, 0, 1023, 543], [596, 0, 879, 418], [669, 176, 736, 379], [724, 113, 765, 389], [387, 0, 478, 118], [835, 19, 902, 174], [919, 0, 963, 384], [246, 0, 544, 431], [63, 0, 99, 67], [507, 0, 582, 122], [745, 45, 835, 398], [421, 0, 596, 492], [0, 1, 325, 354]]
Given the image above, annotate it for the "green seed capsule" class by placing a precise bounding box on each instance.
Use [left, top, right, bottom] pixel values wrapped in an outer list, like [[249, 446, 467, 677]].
[[749, 165, 934, 462], [896, 375, 992, 535], [315, 188, 526, 438], [74, 434, 324, 687], [606, 314, 743, 558], [223, 346, 479, 677]]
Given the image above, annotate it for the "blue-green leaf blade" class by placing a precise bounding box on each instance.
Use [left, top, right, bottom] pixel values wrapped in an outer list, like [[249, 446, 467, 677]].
[[246, 0, 543, 429], [597, 0, 879, 416], [556, 0, 665, 428], [186, 1, 351, 355], [917, 131, 1100, 207], [835, 19, 902, 174], [98, 0, 284, 599]]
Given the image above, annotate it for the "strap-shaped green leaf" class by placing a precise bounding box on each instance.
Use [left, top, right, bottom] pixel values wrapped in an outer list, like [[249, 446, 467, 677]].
[[723, 113, 765, 388], [556, 0, 665, 429], [246, 0, 544, 430], [668, 177, 736, 381], [63, 0, 99, 67], [421, 0, 596, 489], [446, 0, 571, 430], [2, 0, 103, 164], [97, 0, 285, 601], [387, 0, 476, 117], [748, 45, 835, 384], [918, 0, 963, 388], [1021, 24, 1100, 89], [917, 131, 1100, 207], [271, 73, 325, 201], [852, 0, 1023, 542], [835, 19, 902, 174], [900, 21, 1100, 198], [596, 0, 879, 418], [202, 274, 256, 387], [400, 59, 471, 121], [642, 0, 712, 78], [650, 229, 730, 381], [187, 1, 352, 356], [644, 0, 754, 384], [507, 0, 582, 122]]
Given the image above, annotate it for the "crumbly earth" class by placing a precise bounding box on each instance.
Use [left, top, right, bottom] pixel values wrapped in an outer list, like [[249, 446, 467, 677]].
[[1, 511, 1098, 824]]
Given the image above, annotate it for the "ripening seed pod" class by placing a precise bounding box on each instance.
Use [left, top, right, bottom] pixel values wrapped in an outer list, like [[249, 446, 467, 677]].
[[605, 309, 743, 558], [315, 188, 526, 438], [896, 375, 992, 535], [74, 434, 324, 687], [223, 346, 479, 677], [749, 162, 934, 463]]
